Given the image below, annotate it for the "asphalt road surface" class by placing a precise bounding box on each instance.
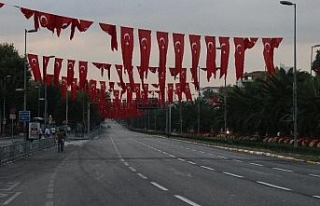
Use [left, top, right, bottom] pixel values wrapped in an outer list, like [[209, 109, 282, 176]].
[[1, 120, 320, 206]]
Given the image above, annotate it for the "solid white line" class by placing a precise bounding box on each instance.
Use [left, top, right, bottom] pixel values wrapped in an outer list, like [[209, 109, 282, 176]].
[[129, 167, 136, 172], [137, 173, 148, 179], [151, 182, 168, 191], [223, 172, 244, 178], [187, 161, 197, 165], [200, 166, 215, 171], [257, 181, 291, 191], [309, 174, 320, 178], [313, 195, 320, 199], [178, 158, 186, 162], [272, 167, 293, 173], [249, 162, 264, 167], [174, 195, 201, 206], [3, 192, 22, 205]]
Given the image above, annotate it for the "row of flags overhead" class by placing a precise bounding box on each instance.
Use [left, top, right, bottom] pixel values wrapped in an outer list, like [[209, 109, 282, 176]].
[[0, 3, 283, 83]]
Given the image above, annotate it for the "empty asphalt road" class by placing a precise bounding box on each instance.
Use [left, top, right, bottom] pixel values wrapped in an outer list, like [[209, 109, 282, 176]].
[[0, 120, 319, 206]]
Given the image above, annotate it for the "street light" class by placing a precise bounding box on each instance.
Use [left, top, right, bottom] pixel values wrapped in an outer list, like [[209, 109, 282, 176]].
[[310, 44, 320, 75], [280, 1, 298, 148], [44, 55, 55, 131], [24, 28, 37, 140], [2, 75, 11, 136]]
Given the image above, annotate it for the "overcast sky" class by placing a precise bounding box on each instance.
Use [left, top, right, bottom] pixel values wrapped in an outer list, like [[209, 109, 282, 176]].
[[0, 0, 319, 89]]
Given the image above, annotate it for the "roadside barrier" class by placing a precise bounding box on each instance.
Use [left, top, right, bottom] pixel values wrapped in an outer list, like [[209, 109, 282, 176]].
[[0, 138, 55, 166]]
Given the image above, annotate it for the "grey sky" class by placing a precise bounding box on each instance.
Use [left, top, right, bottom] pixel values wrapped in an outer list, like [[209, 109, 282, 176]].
[[0, 0, 319, 88]]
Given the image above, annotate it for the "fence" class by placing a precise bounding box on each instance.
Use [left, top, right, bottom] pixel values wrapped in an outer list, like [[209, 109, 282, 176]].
[[0, 138, 56, 166], [0, 125, 102, 166]]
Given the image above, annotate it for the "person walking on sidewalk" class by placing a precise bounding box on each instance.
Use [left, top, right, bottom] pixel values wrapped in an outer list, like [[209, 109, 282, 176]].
[[56, 129, 66, 152]]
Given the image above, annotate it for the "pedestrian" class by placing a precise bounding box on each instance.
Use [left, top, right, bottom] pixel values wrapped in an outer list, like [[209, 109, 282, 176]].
[[45, 128, 50, 138], [56, 129, 66, 152]]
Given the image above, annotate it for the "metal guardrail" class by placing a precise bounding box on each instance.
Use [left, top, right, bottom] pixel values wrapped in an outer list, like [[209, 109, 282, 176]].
[[0, 125, 102, 166], [0, 138, 55, 166]]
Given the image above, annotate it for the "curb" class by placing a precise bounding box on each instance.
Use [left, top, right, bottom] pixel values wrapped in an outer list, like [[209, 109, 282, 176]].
[[154, 135, 320, 165]]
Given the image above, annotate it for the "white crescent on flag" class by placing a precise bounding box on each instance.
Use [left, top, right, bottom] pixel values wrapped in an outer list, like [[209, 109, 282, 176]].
[[175, 41, 181, 53]]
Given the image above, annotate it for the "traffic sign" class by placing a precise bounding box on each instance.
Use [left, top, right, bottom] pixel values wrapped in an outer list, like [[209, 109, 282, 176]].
[[19, 111, 31, 122]]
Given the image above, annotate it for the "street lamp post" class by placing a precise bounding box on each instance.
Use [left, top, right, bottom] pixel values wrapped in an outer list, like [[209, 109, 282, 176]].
[[280, 1, 297, 148], [24, 28, 37, 140], [310, 44, 320, 75], [2, 75, 11, 136], [224, 75, 228, 134], [197, 67, 201, 137], [43, 56, 55, 131]]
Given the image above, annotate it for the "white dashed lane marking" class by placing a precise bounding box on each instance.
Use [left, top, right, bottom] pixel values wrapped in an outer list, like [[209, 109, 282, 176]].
[[272, 167, 293, 173], [309, 174, 320, 178], [200, 166, 215, 171], [137, 173, 148, 180], [129, 167, 136, 172], [187, 161, 197, 165], [313, 195, 320, 199], [151, 182, 168, 191], [223, 172, 244, 179], [257, 181, 291, 191], [249, 162, 264, 167], [174, 195, 201, 206]]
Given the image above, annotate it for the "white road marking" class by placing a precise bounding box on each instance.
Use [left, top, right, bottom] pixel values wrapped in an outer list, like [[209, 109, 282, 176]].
[[151, 182, 168, 191], [174, 195, 201, 206], [223, 172, 244, 178], [313, 195, 320, 199], [187, 161, 197, 165], [200, 166, 215, 171], [233, 159, 243, 163], [199, 151, 205, 154], [257, 181, 291, 191], [309, 174, 320, 178], [162, 152, 168, 155], [137, 173, 148, 179], [272, 167, 293, 173], [0, 182, 20, 191], [249, 162, 264, 167], [178, 158, 186, 162], [124, 162, 129, 166], [2, 192, 22, 205], [129, 167, 136, 172], [169, 155, 176, 158]]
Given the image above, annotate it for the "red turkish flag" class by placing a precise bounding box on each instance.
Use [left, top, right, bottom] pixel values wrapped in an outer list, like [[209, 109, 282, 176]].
[[53, 58, 63, 86], [21, 8, 39, 30], [99, 23, 118, 51], [99, 81, 106, 109], [168, 83, 174, 104], [70, 78, 77, 100], [27, 54, 42, 82], [93, 62, 111, 79], [115, 64, 126, 93], [136, 66, 145, 85], [89, 80, 97, 102], [169, 67, 180, 78], [126, 83, 133, 105], [79, 61, 88, 90], [158, 67, 166, 106], [189, 34, 201, 70], [180, 68, 187, 90], [205, 36, 217, 81], [219, 37, 230, 78], [190, 67, 199, 90], [37, 12, 73, 37], [121, 27, 134, 71], [175, 83, 182, 102], [234, 37, 258, 80], [149, 67, 158, 74], [61, 77, 68, 99], [157, 31, 169, 70], [173, 33, 185, 70], [263, 38, 283, 74], [109, 82, 115, 91], [67, 59, 75, 86], [184, 83, 192, 101], [134, 84, 141, 100], [138, 29, 151, 79], [42, 56, 51, 84], [70, 19, 93, 40], [46, 74, 54, 86]]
